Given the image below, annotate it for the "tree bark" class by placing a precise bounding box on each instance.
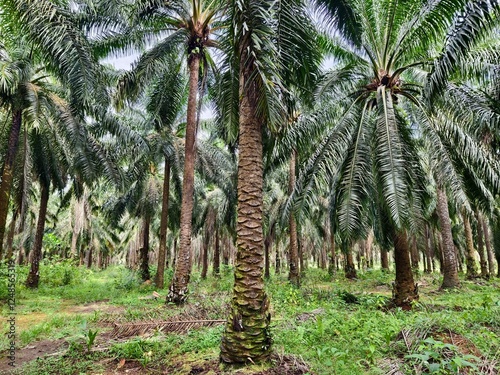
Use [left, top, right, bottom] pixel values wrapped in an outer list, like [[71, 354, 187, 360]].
[[5, 208, 19, 260], [155, 159, 170, 288], [140, 216, 151, 281], [424, 224, 432, 273], [344, 243, 357, 279], [201, 227, 209, 279], [462, 210, 478, 279], [26, 183, 49, 288], [0, 110, 22, 259], [220, 48, 271, 364], [288, 151, 299, 286], [167, 55, 200, 304], [392, 230, 418, 310], [436, 188, 460, 288]]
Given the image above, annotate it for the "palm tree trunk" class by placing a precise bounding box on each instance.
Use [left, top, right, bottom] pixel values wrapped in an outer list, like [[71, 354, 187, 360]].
[[220, 50, 271, 364], [462, 210, 478, 279], [0, 110, 22, 259], [5, 208, 19, 260], [201, 228, 209, 279], [264, 230, 271, 279], [492, 219, 500, 277], [392, 230, 418, 310], [155, 159, 170, 288], [213, 227, 220, 277], [436, 188, 460, 288], [288, 150, 299, 286], [26, 183, 49, 288], [167, 55, 200, 304], [328, 233, 336, 275], [475, 210, 489, 278], [481, 216, 495, 277], [140, 216, 151, 282], [424, 224, 432, 273], [381, 248, 389, 271], [344, 242, 357, 279]]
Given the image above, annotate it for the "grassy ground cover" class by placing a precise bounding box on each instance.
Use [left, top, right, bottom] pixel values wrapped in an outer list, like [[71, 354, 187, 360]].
[[1, 261, 499, 374]]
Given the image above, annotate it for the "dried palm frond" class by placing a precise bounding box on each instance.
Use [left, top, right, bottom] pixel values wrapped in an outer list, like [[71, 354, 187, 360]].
[[111, 319, 225, 339]]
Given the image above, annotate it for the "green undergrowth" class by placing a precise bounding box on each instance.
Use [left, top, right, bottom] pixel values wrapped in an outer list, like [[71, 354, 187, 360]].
[[1, 260, 499, 374]]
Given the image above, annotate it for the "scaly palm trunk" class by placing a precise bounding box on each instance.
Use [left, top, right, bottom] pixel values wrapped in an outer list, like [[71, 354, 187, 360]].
[[220, 51, 271, 364], [436, 188, 460, 288], [328, 233, 336, 275], [167, 55, 200, 304], [140, 216, 151, 282], [26, 183, 49, 288], [288, 150, 299, 286], [392, 230, 418, 310], [462, 210, 478, 279], [201, 227, 209, 279], [381, 248, 389, 271], [0, 110, 22, 259], [155, 158, 170, 288], [344, 242, 357, 279], [424, 224, 432, 273], [4, 208, 19, 260]]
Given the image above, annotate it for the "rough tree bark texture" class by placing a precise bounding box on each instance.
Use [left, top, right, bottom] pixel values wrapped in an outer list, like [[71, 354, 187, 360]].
[[462, 210, 478, 279], [344, 245, 357, 279], [288, 150, 299, 286], [436, 188, 460, 288], [424, 224, 432, 273], [381, 248, 389, 271], [0, 110, 22, 259], [328, 233, 336, 275], [167, 55, 200, 304], [26, 183, 49, 288], [155, 159, 170, 288], [392, 231, 419, 310], [220, 50, 271, 364]]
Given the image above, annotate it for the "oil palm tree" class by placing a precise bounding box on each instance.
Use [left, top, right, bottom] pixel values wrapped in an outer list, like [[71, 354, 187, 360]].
[[0, 0, 106, 257], [87, 0, 224, 303], [292, 0, 499, 306]]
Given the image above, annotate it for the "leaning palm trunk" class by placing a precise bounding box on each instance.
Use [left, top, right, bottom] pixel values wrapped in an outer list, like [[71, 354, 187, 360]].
[[26, 183, 50, 288], [392, 231, 418, 309], [155, 158, 170, 288], [167, 55, 200, 304], [288, 150, 299, 286], [462, 210, 478, 279], [436, 188, 460, 288], [0, 110, 22, 259], [220, 54, 271, 364]]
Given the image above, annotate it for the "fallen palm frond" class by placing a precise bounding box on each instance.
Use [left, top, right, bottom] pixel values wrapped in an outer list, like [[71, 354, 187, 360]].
[[111, 319, 226, 338]]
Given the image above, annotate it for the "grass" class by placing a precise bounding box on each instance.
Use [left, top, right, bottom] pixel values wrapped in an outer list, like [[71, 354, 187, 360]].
[[1, 260, 499, 374]]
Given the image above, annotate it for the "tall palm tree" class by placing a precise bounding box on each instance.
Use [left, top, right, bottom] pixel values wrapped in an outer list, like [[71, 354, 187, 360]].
[[292, 0, 499, 306]]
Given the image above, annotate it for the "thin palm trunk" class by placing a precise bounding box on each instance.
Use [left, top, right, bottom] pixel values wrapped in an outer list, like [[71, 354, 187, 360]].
[[201, 228, 209, 279], [481, 216, 495, 277], [424, 224, 432, 273], [213, 227, 220, 277], [392, 230, 418, 310], [344, 243, 357, 279], [462, 210, 478, 279], [155, 158, 170, 288], [140, 216, 151, 281], [381, 248, 389, 271], [436, 188, 460, 288], [25, 183, 49, 288], [288, 150, 299, 286], [475, 210, 489, 278], [0, 110, 22, 259], [167, 55, 200, 304], [328, 233, 336, 275], [5, 208, 19, 260], [220, 51, 271, 363]]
